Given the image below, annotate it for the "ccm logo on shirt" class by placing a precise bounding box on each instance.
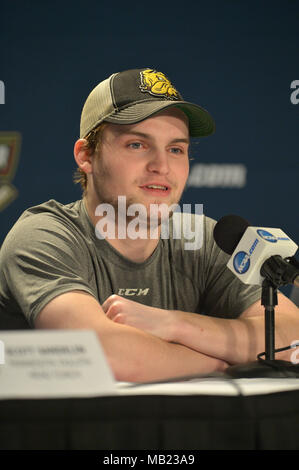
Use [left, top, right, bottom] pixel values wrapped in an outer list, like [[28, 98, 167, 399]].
[[118, 288, 149, 296]]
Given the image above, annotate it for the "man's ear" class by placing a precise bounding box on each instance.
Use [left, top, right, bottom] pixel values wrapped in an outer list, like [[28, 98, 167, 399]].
[[73, 139, 93, 174]]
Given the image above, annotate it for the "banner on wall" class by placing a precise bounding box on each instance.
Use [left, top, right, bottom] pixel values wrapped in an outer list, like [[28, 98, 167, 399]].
[[0, 132, 21, 212], [187, 163, 247, 189]]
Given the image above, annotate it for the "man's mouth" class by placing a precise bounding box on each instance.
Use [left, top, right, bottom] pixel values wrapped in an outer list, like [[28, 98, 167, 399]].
[[145, 184, 168, 190], [139, 184, 171, 196]]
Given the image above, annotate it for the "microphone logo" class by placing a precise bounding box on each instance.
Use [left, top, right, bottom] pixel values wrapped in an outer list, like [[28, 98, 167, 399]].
[[233, 238, 259, 274], [257, 230, 277, 243], [233, 251, 251, 274]]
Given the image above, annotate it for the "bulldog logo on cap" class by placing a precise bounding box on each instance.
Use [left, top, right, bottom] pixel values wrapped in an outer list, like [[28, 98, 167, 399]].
[[139, 69, 179, 100]]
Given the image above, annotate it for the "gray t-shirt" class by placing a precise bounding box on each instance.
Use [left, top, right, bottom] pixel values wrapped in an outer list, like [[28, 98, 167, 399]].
[[0, 199, 262, 329]]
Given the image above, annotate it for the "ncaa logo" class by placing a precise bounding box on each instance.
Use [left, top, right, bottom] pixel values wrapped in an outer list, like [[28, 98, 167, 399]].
[[233, 251, 250, 274], [257, 229, 277, 243]]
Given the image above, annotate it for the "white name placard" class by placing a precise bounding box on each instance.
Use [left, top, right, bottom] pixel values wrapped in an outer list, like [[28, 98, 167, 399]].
[[0, 330, 116, 399]]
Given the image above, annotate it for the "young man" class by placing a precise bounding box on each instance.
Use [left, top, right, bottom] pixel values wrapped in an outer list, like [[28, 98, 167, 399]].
[[0, 68, 298, 382]]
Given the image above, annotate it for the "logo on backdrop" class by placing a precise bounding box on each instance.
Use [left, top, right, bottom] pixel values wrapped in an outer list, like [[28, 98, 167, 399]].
[[0, 81, 4, 104], [187, 164, 247, 188], [290, 80, 299, 105], [0, 132, 21, 211]]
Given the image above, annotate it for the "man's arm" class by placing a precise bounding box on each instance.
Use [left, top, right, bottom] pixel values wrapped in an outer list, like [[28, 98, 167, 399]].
[[35, 291, 227, 382], [171, 294, 299, 364], [104, 293, 299, 365]]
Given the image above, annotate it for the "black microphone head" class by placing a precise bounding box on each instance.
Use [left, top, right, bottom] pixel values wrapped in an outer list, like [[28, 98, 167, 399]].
[[213, 214, 250, 255]]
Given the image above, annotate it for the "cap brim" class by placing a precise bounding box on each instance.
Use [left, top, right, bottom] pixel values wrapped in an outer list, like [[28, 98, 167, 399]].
[[104, 100, 215, 137]]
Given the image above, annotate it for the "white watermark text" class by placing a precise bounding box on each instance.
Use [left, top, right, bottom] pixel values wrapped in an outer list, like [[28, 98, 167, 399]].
[[290, 80, 299, 105], [0, 81, 5, 104], [94, 196, 203, 250]]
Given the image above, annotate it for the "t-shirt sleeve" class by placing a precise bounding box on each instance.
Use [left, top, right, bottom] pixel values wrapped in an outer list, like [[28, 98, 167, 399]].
[[0, 212, 96, 326], [199, 216, 262, 318]]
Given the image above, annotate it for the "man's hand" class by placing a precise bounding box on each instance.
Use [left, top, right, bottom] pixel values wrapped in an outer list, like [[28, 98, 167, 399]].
[[102, 295, 177, 342]]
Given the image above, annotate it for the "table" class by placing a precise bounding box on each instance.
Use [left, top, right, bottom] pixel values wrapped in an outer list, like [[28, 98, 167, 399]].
[[1, 378, 299, 450]]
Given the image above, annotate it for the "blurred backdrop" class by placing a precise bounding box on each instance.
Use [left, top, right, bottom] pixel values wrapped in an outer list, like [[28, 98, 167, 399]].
[[1, 0, 298, 296]]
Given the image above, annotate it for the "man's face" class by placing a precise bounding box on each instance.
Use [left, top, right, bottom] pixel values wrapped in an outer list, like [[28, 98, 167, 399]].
[[89, 107, 190, 220]]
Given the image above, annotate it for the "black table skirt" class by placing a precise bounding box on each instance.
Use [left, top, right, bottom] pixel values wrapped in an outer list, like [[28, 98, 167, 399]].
[[1, 390, 299, 450]]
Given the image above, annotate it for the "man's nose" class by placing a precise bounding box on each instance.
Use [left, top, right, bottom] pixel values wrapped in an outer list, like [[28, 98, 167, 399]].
[[146, 148, 170, 174]]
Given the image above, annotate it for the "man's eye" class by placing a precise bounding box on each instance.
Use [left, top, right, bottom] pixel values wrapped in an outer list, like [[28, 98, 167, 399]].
[[128, 142, 142, 149], [170, 147, 183, 154]]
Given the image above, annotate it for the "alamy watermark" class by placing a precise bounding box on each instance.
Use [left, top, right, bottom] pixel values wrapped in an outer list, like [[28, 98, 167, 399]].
[[0, 340, 4, 364], [290, 80, 299, 105], [94, 196, 203, 250], [0, 81, 4, 104]]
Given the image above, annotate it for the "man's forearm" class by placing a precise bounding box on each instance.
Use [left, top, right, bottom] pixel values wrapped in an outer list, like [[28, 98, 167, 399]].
[[172, 311, 263, 364], [103, 293, 299, 367], [101, 322, 228, 382], [171, 304, 299, 365], [36, 291, 227, 384]]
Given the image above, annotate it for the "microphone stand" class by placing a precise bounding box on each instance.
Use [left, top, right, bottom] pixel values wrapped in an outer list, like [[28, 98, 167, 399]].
[[226, 255, 299, 378], [262, 278, 277, 361]]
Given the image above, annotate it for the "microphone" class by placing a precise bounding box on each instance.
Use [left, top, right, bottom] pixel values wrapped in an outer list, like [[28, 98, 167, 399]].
[[213, 214, 299, 377], [213, 215, 298, 287]]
